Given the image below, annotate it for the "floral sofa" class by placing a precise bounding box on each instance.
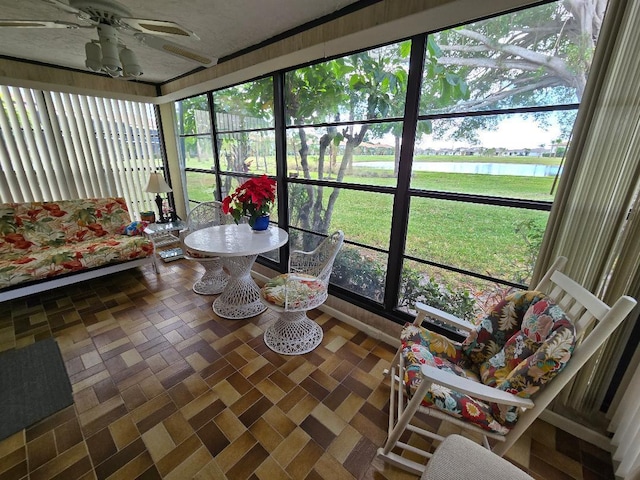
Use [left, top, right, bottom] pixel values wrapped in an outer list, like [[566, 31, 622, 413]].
[[0, 197, 154, 302]]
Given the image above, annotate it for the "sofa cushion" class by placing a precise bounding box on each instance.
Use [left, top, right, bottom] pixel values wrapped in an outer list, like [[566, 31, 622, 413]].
[[0, 234, 153, 289], [478, 297, 575, 391], [401, 328, 508, 434], [0, 198, 134, 251]]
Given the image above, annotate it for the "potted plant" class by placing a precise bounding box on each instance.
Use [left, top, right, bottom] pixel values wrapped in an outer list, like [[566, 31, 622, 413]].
[[221, 175, 276, 231]]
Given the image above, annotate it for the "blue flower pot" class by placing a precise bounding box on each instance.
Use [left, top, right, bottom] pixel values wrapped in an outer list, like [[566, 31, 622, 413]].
[[251, 214, 270, 231]]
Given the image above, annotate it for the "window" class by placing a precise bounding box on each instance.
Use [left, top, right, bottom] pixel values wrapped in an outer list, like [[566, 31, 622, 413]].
[[175, 0, 604, 327]]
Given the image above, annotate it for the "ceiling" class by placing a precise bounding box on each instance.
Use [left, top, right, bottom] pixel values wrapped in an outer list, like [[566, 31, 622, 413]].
[[0, 0, 366, 84]]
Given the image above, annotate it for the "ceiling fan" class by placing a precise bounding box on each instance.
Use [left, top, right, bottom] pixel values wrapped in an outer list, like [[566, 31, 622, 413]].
[[0, 0, 217, 79]]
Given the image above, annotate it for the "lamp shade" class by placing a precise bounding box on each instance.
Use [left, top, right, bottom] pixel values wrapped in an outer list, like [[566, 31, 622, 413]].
[[145, 172, 172, 193]]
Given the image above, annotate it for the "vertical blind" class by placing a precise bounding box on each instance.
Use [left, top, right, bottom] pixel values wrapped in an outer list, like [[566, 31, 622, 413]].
[[0, 86, 162, 218]]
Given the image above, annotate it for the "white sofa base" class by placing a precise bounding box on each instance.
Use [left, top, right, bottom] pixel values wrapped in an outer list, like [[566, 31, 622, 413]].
[[0, 256, 153, 302]]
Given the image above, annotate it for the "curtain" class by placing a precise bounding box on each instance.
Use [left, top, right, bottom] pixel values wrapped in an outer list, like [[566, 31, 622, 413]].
[[0, 86, 162, 217], [532, 0, 640, 452], [608, 343, 640, 479]]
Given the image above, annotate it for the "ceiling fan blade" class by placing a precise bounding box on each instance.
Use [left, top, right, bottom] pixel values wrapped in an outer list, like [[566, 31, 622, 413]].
[[0, 19, 81, 29], [121, 18, 198, 39], [134, 33, 217, 66], [41, 0, 82, 15]]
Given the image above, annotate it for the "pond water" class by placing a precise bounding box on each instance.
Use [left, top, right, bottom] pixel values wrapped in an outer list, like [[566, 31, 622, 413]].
[[353, 161, 561, 177]]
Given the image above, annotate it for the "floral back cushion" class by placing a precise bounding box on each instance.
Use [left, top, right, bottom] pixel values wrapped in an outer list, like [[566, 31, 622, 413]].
[[0, 198, 132, 253], [461, 290, 549, 366], [478, 297, 575, 392]]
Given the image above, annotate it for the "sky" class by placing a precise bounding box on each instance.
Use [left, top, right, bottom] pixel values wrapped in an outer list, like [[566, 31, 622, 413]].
[[419, 117, 564, 150]]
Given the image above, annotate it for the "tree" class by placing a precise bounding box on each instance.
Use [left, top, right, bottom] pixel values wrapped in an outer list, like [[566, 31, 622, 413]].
[[213, 77, 274, 194], [209, 0, 602, 243], [424, 0, 605, 143], [176, 94, 209, 161], [286, 43, 425, 244]]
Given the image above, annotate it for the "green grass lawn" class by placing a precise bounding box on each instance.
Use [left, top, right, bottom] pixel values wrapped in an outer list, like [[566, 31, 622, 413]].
[[185, 154, 554, 284]]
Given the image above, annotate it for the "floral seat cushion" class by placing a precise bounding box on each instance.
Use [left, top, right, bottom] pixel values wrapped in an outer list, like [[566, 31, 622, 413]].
[[0, 235, 153, 289], [401, 291, 576, 435], [261, 273, 326, 310]]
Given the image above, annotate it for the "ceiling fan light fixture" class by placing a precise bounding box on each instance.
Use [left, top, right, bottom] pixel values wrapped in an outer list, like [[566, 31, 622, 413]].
[[98, 24, 122, 73], [120, 47, 142, 77], [84, 41, 102, 71]]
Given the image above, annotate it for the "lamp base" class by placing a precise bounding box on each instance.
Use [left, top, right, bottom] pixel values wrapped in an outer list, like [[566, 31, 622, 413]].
[[154, 194, 167, 224]]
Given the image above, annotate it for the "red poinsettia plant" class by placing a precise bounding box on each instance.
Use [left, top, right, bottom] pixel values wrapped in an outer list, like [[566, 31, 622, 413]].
[[222, 175, 276, 225]]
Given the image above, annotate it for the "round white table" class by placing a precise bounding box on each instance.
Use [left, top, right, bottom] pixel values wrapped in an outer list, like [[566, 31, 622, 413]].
[[184, 223, 288, 319]]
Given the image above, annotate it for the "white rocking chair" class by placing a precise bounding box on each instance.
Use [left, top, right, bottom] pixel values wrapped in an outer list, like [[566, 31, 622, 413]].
[[260, 231, 344, 355], [378, 256, 637, 475], [180, 201, 231, 295]]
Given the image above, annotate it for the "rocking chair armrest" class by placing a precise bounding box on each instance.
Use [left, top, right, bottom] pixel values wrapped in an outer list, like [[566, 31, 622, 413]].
[[419, 365, 535, 409], [415, 302, 475, 334]]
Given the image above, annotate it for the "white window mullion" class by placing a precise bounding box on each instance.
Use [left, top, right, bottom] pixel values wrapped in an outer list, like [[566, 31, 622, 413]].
[[12, 87, 50, 200], [0, 86, 36, 201], [137, 102, 157, 175], [116, 100, 144, 204], [0, 89, 26, 202], [125, 101, 148, 215], [9, 87, 51, 200], [79, 95, 109, 196], [108, 99, 136, 205], [0, 131, 20, 202], [136, 102, 158, 215], [96, 97, 125, 198]]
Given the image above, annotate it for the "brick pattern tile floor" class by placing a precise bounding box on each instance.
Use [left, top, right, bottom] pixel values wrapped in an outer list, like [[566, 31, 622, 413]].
[[0, 260, 616, 479]]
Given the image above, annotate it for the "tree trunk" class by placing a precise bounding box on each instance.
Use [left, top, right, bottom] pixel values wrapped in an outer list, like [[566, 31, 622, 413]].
[[321, 125, 369, 234], [297, 126, 314, 232]]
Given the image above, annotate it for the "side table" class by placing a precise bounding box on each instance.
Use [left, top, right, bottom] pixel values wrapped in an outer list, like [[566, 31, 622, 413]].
[[144, 220, 186, 272]]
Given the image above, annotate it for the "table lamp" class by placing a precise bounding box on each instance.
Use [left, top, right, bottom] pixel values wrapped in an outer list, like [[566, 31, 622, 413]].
[[145, 172, 172, 223]]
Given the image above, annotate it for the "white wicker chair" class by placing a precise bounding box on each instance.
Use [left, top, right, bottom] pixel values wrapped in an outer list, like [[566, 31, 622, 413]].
[[180, 201, 232, 295], [260, 231, 344, 355]]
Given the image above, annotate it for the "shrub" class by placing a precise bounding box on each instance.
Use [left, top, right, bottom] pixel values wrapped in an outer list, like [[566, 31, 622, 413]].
[[332, 247, 477, 323], [332, 247, 385, 302]]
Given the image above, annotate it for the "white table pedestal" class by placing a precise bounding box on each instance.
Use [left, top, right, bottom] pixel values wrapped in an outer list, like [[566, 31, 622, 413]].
[[213, 255, 267, 319], [191, 257, 228, 295], [263, 310, 323, 355], [184, 224, 288, 320]]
